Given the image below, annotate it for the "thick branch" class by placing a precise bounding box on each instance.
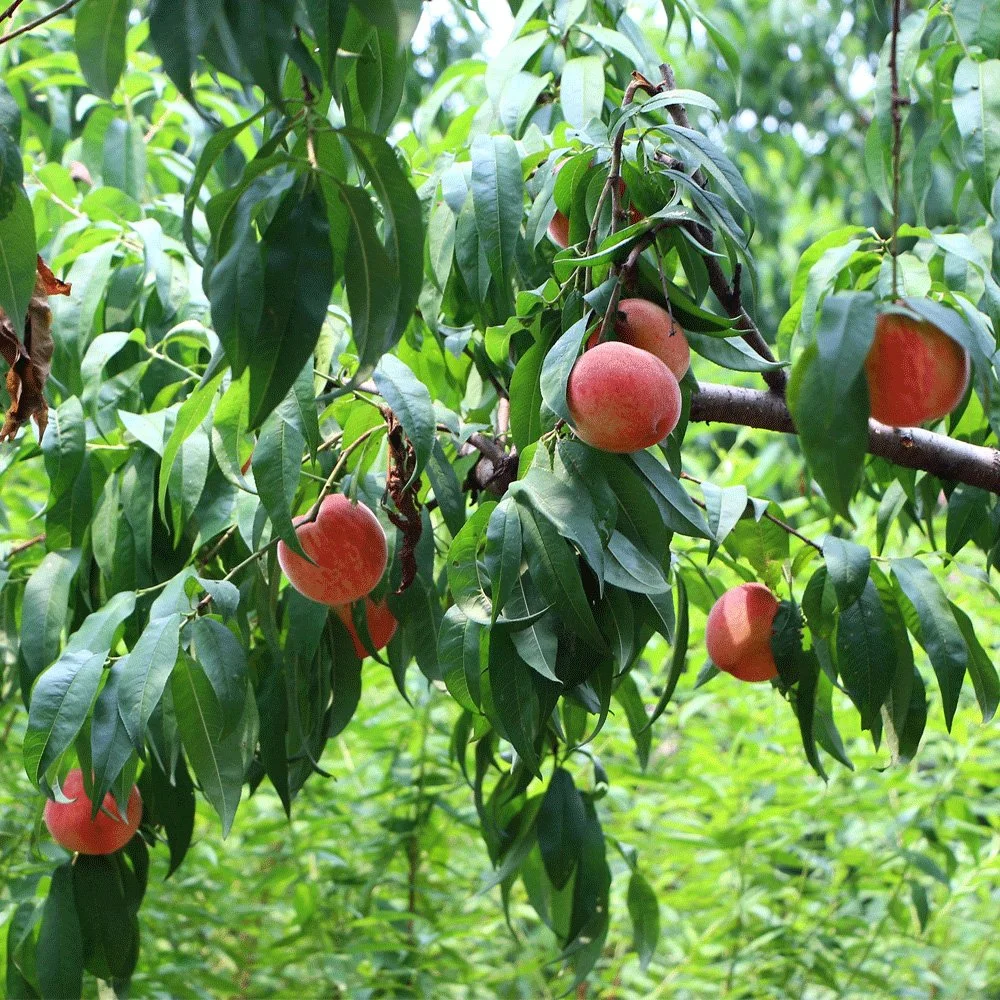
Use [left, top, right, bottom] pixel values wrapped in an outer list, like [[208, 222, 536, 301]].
[[689, 383, 1000, 495]]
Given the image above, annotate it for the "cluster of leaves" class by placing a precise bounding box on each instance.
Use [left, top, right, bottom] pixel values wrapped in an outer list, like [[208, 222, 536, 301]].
[[0, 0, 999, 995]]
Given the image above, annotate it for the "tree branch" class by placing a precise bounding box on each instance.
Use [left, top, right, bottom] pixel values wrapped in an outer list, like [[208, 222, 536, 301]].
[[0, 0, 81, 45], [689, 383, 1000, 495]]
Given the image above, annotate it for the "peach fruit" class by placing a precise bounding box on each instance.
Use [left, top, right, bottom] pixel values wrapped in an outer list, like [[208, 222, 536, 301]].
[[277, 494, 387, 607], [705, 583, 779, 683]]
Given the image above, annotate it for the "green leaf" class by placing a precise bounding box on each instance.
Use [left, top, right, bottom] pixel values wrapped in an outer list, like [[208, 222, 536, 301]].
[[510, 609, 560, 684], [891, 558, 968, 731], [212, 374, 254, 491], [793, 645, 828, 780], [509, 342, 546, 452], [511, 465, 605, 581], [37, 865, 83, 1000], [0, 187, 37, 335], [305, 0, 347, 79], [702, 482, 747, 550], [486, 630, 542, 775], [171, 656, 244, 836], [627, 869, 660, 971], [520, 505, 605, 651], [118, 613, 183, 750], [953, 0, 1000, 57], [604, 531, 669, 595], [471, 134, 524, 307], [836, 578, 896, 732], [340, 130, 424, 345], [426, 438, 466, 538], [485, 497, 523, 623], [822, 536, 871, 609], [646, 572, 687, 729], [945, 485, 991, 556], [89, 663, 135, 811], [787, 293, 877, 519], [447, 501, 496, 625], [952, 57, 1000, 210], [723, 507, 789, 589], [340, 184, 396, 372], [373, 354, 434, 486], [613, 671, 650, 769], [24, 650, 104, 785], [252, 404, 306, 555], [75, 0, 131, 100], [189, 618, 250, 735], [561, 56, 605, 128], [537, 768, 587, 890], [951, 603, 999, 724], [72, 854, 141, 983], [149, 0, 223, 102], [439, 606, 483, 711], [158, 371, 224, 519], [42, 397, 86, 506], [249, 184, 334, 427], [630, 451, 711, 539], [103, 119, 146, 200], [20, 550, 81, 686], [539, 316, 590, 425]]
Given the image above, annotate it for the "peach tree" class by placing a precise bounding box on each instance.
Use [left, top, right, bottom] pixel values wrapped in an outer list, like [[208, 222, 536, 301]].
[[1, 0, 999, 994]]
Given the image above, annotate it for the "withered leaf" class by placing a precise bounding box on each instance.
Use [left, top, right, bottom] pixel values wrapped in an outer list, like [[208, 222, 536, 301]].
[[0, 256, 72, 443]]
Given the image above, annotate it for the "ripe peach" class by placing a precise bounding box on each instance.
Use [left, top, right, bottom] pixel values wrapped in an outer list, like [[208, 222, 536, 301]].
[[335, 598, 398, 659], [587, 299, 690, 379], [864, 311, 970, 427], [705, 583, 779, 683], [566, 341, 681, 453], [44, 769, 142, 856], [278, 494, 387, 607]]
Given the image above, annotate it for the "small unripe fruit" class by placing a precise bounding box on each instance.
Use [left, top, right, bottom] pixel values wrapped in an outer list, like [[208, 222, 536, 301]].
[[705, 583, 779, 683], [567, 341, 681, 453], [587, 298, 690, 379], [864, 311, 970, 427], [44, 769, 142, 856], [546, 166, 641, 248], [335, 599, 398, 659], [278, 494, 387, 607]]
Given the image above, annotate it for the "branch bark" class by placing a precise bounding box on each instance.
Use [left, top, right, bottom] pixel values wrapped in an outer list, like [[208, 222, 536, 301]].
[[689, 383, 1000, 495]]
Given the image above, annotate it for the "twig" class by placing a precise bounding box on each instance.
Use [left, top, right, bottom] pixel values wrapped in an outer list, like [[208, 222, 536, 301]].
[[689, 382, 1000, 495], [680, 471, 823, 552], [0, 0, 26, 24], [582, 71, 661, 289], [7, 533, 45, 557], [889, 0, 904, 298], [0, 0, 82, 45]]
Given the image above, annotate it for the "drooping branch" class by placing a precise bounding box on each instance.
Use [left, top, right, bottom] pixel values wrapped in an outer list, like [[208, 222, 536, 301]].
[[689, 383, 1000, 495]]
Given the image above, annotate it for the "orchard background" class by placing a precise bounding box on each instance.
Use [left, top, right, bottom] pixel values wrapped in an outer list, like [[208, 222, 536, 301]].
[[1, 0, 1000, 996]]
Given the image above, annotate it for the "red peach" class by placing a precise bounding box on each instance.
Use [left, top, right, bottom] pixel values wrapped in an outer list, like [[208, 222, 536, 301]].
[[587, 298, 690, 379], [335, 598, 398, 659], [44, 769, 142, 856], [567, 341, 681, 453], [278, 494, 387, 607], [864, 311, 970, 427], [705, 583, 779, 683]]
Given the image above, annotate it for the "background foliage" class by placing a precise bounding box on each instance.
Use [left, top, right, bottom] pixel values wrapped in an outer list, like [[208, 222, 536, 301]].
[[1, 0, 999, 996]]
